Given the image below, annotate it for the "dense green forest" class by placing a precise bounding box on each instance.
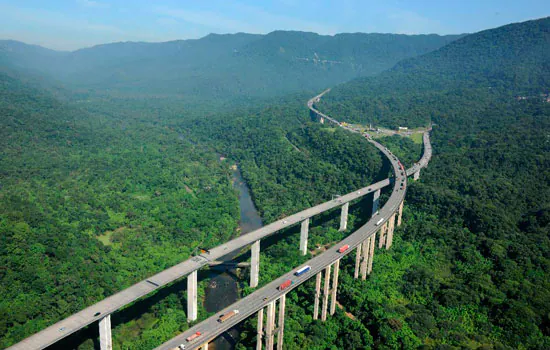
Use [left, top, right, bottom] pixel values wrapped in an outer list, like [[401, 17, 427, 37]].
[[1, 15, 549, 350], [0, 72, 242, 348]]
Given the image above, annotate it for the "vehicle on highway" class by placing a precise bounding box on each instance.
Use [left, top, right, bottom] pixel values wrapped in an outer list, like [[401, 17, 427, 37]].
[[295, 265, 311, 276], [376, 218, 384, 226], [279, 279, 293, 291], [218, 310, 240, 323], [93, 312, 101, 317], [338, 244, 350, 253], [186, 331, 202, 342]]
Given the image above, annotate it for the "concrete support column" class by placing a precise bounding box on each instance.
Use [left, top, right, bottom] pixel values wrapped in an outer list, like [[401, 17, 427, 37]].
[[250, 240, 260, 288], [256, 308, 264, 350], [330, 260, 340, 315], [360, 237, 370, 280], [320, 116, 325, 124], [99, 314, 112, 350], [201, 343, 209, 350], [397, 201, 404, 227], [353, 242, 362, 279], [339, 202, 349, 231], [276, 294, 286, 350], [386, 214, 395, 250], [313, 272, 322, 320], [299, 219, 309, 255], [414, 169, 420, 180], [368, 233, 376, 274], [321, 265, 332, 321], [265, 301, 276, 350], [378, 222, 388, 249], [372, 189, 381, 216], [187, 270, 198, 321]]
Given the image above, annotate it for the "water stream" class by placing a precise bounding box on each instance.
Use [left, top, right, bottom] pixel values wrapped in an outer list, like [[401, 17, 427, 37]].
[[203, 165, 263, 350]]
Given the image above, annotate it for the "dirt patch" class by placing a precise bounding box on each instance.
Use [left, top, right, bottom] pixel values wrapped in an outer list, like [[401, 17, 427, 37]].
[[336, 301, 356, 320]]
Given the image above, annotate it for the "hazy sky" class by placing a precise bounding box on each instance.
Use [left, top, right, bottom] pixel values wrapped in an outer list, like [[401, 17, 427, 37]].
[[1, 0, 548, 50]]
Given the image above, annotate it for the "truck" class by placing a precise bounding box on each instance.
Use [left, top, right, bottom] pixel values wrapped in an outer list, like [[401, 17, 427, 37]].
[[376, 218, 384, 226], [186, 332, 202, 342], [279, 279, 293, 291], [295, 266, 311, 277], [218, 310, 240, 323], [338, 244, 350, 253]]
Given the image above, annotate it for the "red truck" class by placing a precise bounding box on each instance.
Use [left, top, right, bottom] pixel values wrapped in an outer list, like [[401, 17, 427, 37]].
[[278, 279, 293, 291], [186, 331, 202, 342], [338, 244, 350, 253]]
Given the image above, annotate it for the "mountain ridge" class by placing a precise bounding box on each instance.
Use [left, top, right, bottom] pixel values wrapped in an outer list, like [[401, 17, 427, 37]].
[[0, 30, 463, 98]]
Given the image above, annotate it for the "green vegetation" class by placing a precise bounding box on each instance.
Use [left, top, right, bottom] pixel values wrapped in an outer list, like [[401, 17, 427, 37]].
[[250, 16, 549, 349], [1, 32, 460, 99], [1, 15, 549, 350], [0, 72, 240, 348]]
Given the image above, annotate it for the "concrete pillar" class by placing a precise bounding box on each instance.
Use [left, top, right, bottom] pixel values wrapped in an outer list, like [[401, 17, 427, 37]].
[[360, 237, 370, 280], [276, 294, 286, 350], [379, 222, 388, 249], [414, 169, 420, 180], [256, 308, 264, 350], [368, 233, 376, 274], [99, 314, 112, 350], [330, 260, 340, 315], [299, 219, 309, 255], [372, 189, 381, 216], [397, 201, 404, 227], [386, 214, 395, 250], [187, 270, 198, 321], [320, 116, 325, 124], [251, 240, 260, 288], [339, 202, 349, 231], [201, 343, 209, 350], [354, 242, 362, 279], [321, 265, 331, 321], [265, 301, 276, 350], [313, 272, 321, 320]]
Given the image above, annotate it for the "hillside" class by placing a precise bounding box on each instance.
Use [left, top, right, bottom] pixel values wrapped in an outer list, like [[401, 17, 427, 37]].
[[320, 17, 550, 127], [0, 31, 461, 98], [282, 17, 550, 349], [0, 72, 243, 347]]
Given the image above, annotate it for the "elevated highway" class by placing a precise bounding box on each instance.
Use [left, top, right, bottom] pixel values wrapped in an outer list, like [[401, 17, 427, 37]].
[[9, 90, 431, 350], [156, 95, 432, 350]]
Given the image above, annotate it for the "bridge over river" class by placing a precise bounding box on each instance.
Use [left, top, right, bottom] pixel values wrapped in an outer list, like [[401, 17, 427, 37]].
[[8, 90, 431, 350]]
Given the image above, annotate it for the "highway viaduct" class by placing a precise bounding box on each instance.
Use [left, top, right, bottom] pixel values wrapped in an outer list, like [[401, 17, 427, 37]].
[[8, 91, 429, 350]]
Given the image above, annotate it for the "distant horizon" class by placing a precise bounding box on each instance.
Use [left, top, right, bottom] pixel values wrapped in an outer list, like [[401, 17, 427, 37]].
[[1, 29, 469, 52], [0, 1, 547, 50]]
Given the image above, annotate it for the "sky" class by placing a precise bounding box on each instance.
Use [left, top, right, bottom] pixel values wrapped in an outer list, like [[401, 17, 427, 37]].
[[0, 0, 548, 51]]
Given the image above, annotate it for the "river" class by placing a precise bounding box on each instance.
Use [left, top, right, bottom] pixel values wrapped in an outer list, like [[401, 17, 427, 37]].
[[203, 165, 263, 350]]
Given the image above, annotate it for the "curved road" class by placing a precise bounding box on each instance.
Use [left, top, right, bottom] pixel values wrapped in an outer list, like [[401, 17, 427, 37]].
[[155, 96, 432, 349], [8, 91, 431, 350]]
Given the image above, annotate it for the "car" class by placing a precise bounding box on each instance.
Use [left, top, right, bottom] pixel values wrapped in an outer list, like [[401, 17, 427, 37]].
[[58, 327, 66, 332], [94, 312, 101, 317]]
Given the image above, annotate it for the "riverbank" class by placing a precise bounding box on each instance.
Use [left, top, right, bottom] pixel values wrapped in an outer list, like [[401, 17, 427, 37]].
[[203, 163, 263, 350]]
